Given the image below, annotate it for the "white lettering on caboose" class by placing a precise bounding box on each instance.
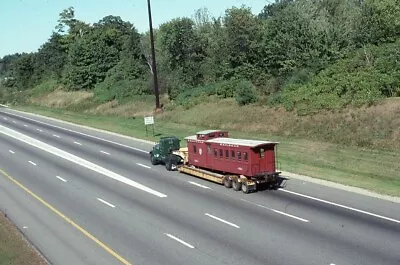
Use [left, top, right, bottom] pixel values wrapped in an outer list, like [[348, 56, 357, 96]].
[[219, 143, 239, 148]]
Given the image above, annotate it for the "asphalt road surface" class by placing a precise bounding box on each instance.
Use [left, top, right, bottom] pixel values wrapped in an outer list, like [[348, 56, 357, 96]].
[[0, 107, 399, 265]]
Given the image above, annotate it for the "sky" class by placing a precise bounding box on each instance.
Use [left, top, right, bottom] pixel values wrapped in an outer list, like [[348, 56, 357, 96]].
[[0, 0, 271, 58]]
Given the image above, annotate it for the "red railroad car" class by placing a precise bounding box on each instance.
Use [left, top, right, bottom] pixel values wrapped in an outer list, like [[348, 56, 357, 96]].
[[185, 130, 280, 185]]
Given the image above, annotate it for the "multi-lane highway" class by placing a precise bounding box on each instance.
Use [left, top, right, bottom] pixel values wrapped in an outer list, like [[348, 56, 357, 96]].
[[0, 107, 399, 265]]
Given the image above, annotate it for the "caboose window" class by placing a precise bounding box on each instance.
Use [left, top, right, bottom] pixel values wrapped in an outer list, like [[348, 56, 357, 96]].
[[244, 152, 248, 161], [219, 149, 223, 158], [214, 148, 218, 157], [193, 145, 197, 154], [260, 148, 264, 158], [225, 150, 229, 159], [231, 150, 235, 160], [207, 145, 211, 153], [237, 151, 241, 161]]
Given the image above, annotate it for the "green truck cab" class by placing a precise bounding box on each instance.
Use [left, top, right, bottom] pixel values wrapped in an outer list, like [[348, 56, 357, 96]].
[[149, 136, 182, 170]]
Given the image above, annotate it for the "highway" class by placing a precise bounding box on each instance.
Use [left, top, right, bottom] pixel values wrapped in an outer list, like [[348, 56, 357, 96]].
[[0, 107, 399, 265]]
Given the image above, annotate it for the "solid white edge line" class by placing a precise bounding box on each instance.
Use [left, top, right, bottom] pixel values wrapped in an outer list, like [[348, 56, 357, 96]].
[[1, 111, 149, 153], [0, 125, 167, 198], [164, 233, 195, 249], [0, 104, 8, 108], [100, 150, 110, 155], [205, 213, 240, 228], [279, 189, 400, 224], [136, 163, 151, 169], [9, 150, 15, 154], [28, 161, 37, 166], [74, 141, 82, 145], [97, 198, 116, 208], [271, 209, 309, 223], [56, 176, 67, 182], [241, 199, 310, 223], [188, 181, 212, 190]]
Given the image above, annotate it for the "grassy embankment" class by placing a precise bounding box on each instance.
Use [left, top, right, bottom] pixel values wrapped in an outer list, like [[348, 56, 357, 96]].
[[9, 89, 400, 197], [0, 212, 47, 265]]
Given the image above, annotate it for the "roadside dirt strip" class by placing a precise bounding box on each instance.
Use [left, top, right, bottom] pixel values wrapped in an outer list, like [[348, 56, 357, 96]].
[[0, 211, 48, 265]]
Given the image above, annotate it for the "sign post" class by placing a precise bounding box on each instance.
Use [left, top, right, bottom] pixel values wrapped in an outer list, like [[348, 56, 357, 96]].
[[144, 116, 155, 137]]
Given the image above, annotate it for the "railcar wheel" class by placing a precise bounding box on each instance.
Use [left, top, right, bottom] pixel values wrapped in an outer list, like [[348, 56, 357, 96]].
[[223, 176, 232, 188], [232, 178, 242, 191]]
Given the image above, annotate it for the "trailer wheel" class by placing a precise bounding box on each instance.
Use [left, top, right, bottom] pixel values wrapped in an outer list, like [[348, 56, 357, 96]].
[[223, 176, 232, 188], [241, 182, 250, 194], [232, 178, 242, 191]]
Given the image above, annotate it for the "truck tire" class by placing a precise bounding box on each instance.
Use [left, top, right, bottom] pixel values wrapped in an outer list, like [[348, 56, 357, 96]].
[[165, 155, 178, 171], [232, 178, 242, 191], [223, 176, 232, 188], [165, 159, 172, 171], [241, 182, 250, 194], [150, 154, 158, 165]]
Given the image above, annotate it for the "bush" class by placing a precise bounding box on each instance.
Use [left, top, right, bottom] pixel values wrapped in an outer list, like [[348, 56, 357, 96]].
[[280, 41, 400, 114], [215, 78, 239, 98], [29, 79, 58, 97], [235, 80, 258, 106], [94, 77, 149, 103]]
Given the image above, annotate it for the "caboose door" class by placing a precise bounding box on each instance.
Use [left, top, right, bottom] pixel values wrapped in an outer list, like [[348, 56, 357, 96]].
[[206, 143, 213, 169]]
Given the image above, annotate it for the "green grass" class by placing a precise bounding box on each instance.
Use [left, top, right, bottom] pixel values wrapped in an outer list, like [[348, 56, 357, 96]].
[[13, 104, 400, 197]]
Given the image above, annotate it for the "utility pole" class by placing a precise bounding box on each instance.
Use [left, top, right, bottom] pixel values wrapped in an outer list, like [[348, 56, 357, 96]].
[[147, 0, 161, 110]]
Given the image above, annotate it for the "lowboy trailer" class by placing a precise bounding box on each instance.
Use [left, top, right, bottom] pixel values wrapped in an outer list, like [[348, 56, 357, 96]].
[[149, 130, 281, 194]]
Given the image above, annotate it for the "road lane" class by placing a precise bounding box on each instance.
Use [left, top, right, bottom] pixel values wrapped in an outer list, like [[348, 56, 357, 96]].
[[1, 129, 400, 265], [1, 108, 399, 213], [1, 108, 400, 265]]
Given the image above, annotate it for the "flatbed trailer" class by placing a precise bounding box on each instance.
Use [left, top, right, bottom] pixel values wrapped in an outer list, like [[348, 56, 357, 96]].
[[176, 165, 259, 193]]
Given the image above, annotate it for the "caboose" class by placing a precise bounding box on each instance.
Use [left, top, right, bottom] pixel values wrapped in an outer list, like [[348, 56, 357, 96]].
[[150, 130, 281, 193]]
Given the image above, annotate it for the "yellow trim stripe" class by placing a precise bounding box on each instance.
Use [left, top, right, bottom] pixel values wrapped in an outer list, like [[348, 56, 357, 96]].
[[0, 168, 132, 265]]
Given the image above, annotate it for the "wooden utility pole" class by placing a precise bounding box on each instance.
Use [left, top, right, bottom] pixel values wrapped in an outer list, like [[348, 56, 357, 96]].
[[147, 0, 161, 110]]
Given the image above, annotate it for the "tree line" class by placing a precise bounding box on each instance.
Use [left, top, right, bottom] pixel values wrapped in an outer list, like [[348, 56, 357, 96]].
[[1, 0, 399, 112]]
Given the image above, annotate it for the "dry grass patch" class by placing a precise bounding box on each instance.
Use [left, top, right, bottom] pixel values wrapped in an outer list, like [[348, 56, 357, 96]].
[[87, 99, 155, 117], [29, 89, 93, 108], [0, 212, 48, 265]]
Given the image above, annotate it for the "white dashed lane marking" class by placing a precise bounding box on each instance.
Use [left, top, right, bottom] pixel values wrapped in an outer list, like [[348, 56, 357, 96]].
[[188, 181, 212, 190], [241, 199, 309, 223], [28, 161, 37, 166], [97, 198, 116, 208], [9, 150, 15, 154], [56, 176, 67, 182], [164, 233, 195, 249], [136, 163, 151, 169], [74, 141, 82, 146], [100, 151, 110, 155], [205, 213, 240, 228]]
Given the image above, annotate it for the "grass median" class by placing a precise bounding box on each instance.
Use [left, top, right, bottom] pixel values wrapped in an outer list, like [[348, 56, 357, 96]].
[[0, 212, 47, 265], [11, 104, 400, 197]]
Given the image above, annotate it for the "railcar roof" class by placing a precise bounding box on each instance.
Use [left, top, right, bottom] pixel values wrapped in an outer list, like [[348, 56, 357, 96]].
[[205, 137, 278, 147], [196, 129, 224, 135], [185, 135, 199, 141]]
